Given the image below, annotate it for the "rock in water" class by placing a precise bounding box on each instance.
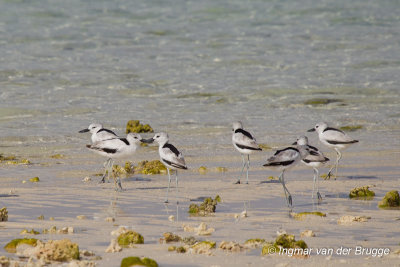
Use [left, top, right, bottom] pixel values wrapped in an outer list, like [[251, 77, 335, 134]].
[[378, 190, 400, 209], [117, 230, 144, 247], [35, 239, 79, 262], [0, 207, 8, 221]]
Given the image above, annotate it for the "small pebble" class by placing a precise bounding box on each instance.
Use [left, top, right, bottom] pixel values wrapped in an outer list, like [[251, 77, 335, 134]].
[[105, 217, 115, 222], [76, 215, 87, 220]]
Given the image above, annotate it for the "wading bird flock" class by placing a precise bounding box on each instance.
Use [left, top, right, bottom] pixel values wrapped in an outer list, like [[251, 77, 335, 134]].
[[80, 121, 358, 206]]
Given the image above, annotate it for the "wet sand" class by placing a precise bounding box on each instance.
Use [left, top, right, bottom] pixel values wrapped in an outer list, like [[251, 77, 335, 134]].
[[1, 138, 399, 266]]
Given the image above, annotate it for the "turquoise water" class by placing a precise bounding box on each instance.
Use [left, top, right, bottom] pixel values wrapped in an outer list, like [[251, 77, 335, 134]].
[[0, 0, 399, 149]]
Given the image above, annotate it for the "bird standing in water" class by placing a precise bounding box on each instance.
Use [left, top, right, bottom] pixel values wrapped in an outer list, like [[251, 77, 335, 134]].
[[232, 121, 262, 184]]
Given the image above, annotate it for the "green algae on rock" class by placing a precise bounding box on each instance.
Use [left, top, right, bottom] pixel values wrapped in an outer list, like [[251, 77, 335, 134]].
[[4, 238, 38, 253], [191, 241, 216, 254], [20, 229, 40, 235], [118, 231, 144, 247], [292, 211, 326, 220], [182, 236, 198, 246], [50, 154, 65, 159], [188, 196, 221, 216], [159, 232, 181, 243], [0, 207, 8, 221], [0, 154, 31, 165], [126, 120, 154, 134], [378, 190, 400, 209], [339, 125, 363, 132], [261, 234, 308, 256], [29, 177, 40, 182], [216, 167, 227, 173], [134, 160, 167, 175], [120, 256, 158, 267], [176, 246, 187, 253], [303, 98, 344, 106], [349, 186, 375, 199], [198, 166, 208, 174], [258, 144, 271, 150]]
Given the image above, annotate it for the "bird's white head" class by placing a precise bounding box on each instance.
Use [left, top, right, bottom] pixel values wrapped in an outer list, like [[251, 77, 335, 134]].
[[232, 121, 243, 132], [80, 123, 103, 134], [308, 122, 328, 134], [127, 133, 143, 144], [295, 136, 309, 146], [144, 132, 169, 146]]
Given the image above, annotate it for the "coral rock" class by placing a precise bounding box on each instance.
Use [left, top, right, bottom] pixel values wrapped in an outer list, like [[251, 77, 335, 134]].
[[0, 207, 8, 221], [4, 238, 38, 253], [349, 186, 375, 199], [338, 215, 370, 225], [292, 211, 326, 220], [159, 232, 181, 243], [183, 222, 215, 236], [378, 190, 400, 209], [126, 120, 154, 134], [111, 226, 128, 236], [190, 241, 216, 255], [134, 160, 167, 175], [117, 230, 144, 247], [35, 239, 79, 262], [188, 196, 220, 216], [29, 177, 40, 183], [120, 256, 158, 267], [243, 239, 266, 249], [105, 239, 122, 253], [300, 230, 315, 238], [218, 241, 244, 252], [105, 217, 115, 222]]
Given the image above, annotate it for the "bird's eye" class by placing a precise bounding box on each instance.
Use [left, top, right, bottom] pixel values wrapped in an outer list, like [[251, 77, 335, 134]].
[[316, 125, 319, 128], [134, 137, 138, 139]]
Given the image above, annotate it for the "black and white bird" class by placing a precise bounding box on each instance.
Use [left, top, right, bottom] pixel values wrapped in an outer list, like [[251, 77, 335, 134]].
[[79, 123, 119, 183], [263, 136, 310, 207], [232, 121, 262, 184], [79, 123, 118, 143], [142, 132, 187, 203], [293, 136, 329, 200], [308, 122, 358, 180], [86, 133, 143, 191]]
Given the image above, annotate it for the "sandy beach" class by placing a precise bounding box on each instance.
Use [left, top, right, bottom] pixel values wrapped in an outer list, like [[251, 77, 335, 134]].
[[1, 133, 399, 266], [1, 0, 400, 265]]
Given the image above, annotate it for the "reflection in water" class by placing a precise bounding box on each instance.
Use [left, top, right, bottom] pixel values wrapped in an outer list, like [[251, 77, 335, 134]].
[[164, 202, 179, 222]]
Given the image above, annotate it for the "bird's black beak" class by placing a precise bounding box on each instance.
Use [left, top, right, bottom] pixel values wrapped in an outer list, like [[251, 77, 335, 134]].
[[307, 128, 315, 132], [141, 138, 154, 144], [79, 129, 90, 133], [292, 141, 297, 145]]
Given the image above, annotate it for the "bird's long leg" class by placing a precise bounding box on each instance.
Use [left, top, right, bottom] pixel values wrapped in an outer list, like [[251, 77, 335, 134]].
[[165, 168, 172, 203], [235, 154, 246, 184], [175, 170, 179, 204], [108, 159, 113, 183], [312, 168, 322, 201], [315, 168, 322, 201], [334, 148, 342, 180], [245, 155, 250, 184], [99, 158, 111, 184], [312, 168, 316, 199], [327, 149, 341, 180], [278, 170, 292, 207]]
